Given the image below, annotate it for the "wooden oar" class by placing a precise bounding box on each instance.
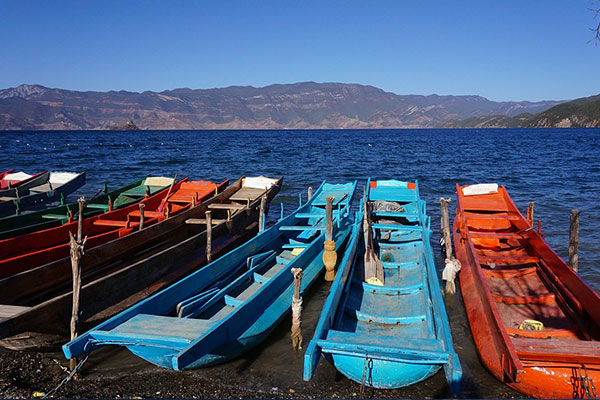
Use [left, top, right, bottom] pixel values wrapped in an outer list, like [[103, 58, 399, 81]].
[[158, 174, 178, 213], [363, 188, 384, 286]]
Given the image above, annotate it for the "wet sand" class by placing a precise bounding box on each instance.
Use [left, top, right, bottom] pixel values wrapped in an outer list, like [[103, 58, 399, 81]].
[[0, 262, 525, 399]]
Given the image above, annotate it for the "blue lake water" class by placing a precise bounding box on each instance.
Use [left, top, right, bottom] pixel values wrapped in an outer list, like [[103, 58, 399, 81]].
[[1, 128, 599, 397]]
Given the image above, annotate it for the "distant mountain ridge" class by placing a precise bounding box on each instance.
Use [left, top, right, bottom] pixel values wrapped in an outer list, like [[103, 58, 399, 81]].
[[443, 94, 600, 128], [0, 82, 564, 130]]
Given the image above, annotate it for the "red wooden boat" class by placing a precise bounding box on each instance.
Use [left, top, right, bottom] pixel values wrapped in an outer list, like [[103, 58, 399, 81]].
[[0, 170, 47, 190], [453, 183, 600, 399], [0, 177, 228, 279]]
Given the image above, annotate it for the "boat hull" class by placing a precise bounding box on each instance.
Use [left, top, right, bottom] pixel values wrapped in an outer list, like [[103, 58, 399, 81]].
[[454, 183, 600, 399], [329, 353, 440, 389]]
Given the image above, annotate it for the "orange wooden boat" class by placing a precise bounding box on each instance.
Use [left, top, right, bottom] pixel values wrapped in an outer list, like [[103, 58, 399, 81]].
[[453, 183, 600, 399], [0, 177, 228, 279]]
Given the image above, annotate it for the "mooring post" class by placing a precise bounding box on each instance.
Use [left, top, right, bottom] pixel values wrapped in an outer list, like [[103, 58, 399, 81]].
[[290, 267, 303, 350], [323, 196, 337, 281], [440, 198, 453, 260], [307, 186, 313, 200], [569, 209, 580, 273], [440, 197, 461, 295], [206, 210, 212, 262], [192, 196, 196, 207], [138, 203, 145, 230], [69, 197, 86, 374], [258, 195, 266, 232], [528, 201, 535, 225]]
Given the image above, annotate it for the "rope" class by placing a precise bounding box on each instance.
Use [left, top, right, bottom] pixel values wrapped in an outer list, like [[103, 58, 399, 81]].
[[42, 354, 89, 398]]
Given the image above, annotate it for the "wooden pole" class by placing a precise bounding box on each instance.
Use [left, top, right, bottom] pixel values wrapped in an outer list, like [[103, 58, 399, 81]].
[[258, 195, 266, 232], [290, 268, 303, 350], [206, 210, 212, 262], [440, 198, 461, 295], [440, 198, 453, 260], [307, 186, 313, 200], [569, 209, 580, 273], [138, 203, 145, 230], [323, 196, 337, 281], [528, 201, 535, 225], [69, 197, 86, 374], [325, 196, 334, 242]]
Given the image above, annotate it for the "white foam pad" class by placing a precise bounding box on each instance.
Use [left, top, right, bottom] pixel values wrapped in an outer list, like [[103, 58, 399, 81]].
[[462, 183, 498, 196], [243, 176, 278, 190], [49, 172, 79, 184], [143, 176, 175, 187], [3, 172, 32, 181]]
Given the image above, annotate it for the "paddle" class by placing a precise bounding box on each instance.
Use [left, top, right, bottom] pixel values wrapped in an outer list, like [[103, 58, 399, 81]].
[[158, 174, 178, 213], [363, 187, 384, 286]]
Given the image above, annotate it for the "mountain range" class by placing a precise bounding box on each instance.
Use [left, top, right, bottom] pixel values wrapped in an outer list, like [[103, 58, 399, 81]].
[[0, 82, 594, 130]]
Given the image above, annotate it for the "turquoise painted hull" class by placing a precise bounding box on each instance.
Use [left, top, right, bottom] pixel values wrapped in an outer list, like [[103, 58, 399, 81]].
[[304, 179, 462, 394], [328, 353, 440, 389], [64, 180, 357, 371]]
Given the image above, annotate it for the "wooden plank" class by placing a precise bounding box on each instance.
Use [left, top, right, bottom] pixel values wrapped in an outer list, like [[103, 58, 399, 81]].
[[0, 305, 31, 318], [512, 336, 600, 364], [317, 339, 449, 363], [229, 187, 266, 202], [208, 203, 246, 210], [185, 218, 226, 225]]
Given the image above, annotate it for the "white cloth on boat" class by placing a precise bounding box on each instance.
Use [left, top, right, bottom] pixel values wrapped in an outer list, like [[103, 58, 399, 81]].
[[462, 183, 498, 196], [3, 172, 32, 181], [243, 176, 278, 190], [49, 172, 78, 184]]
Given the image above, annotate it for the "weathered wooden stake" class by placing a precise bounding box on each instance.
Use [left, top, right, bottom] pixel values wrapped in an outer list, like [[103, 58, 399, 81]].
[[440, 197, 461, 295], [528, 201, 535, 225], [258, 195, 266, 232], [323, 196, 337, 281], [569, 209, 580, 273], [206, 210, 212, 262], [440, 198, 453, 260], [69, 197, 86, 374], [138, 203, 145, 230], [291, 268, 303, 350], [307, 186, 313, 200]]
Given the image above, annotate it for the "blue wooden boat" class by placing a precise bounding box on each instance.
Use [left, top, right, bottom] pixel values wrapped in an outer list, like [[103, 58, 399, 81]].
[[63, 180, 357, 370], [304, 179, 462, 394]]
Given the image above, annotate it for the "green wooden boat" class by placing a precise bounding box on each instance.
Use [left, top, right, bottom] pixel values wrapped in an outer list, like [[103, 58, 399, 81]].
[[0, 176, 173, 239]]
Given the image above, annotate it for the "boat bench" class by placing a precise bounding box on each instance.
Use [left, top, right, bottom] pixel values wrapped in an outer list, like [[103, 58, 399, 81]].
[[229, 187, 266, 202], [86, 203, 111, 211], [41, 213, 68, 220], [91, 314, 214, 348], [129, 210, 163, 219], [208, 203, 246, 210], [317, 329, 448, 363]]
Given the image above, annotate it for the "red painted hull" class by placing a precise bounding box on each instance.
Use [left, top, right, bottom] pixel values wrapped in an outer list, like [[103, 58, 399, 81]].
[[0, 178, 228, 278], [453, 184, 600, 399]]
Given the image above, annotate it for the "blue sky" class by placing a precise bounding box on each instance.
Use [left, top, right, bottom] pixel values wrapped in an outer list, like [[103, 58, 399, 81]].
[[1, 1, 599, 101]]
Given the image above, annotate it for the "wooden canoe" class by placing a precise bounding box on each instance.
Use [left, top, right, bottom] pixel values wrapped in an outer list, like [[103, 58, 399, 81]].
[[454, 183, 600, 399], [0, 171, 86, 217], [0, 170, 47, 190], [0, 176, 282, 343], [304, 179, 461, 393], [0, 177, 159, 240], [0, 177, 228, 279], [63, 180, 354, 371]]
